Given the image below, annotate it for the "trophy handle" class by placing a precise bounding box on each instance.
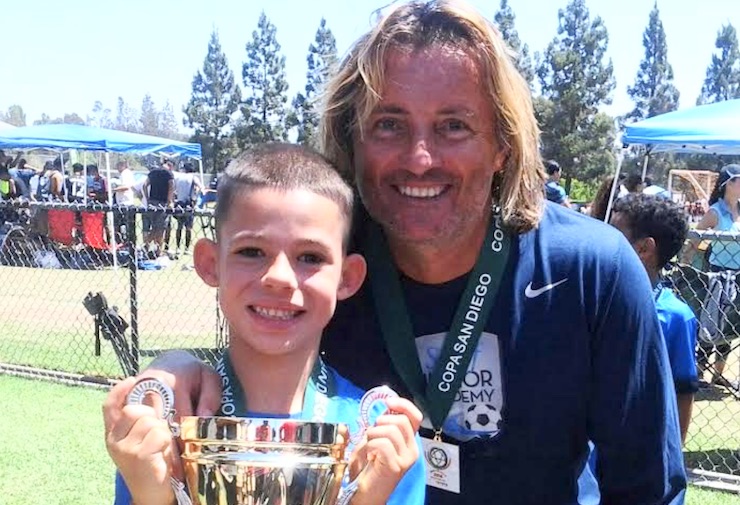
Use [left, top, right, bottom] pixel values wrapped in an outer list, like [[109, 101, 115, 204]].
[[338, 386, 400, 505], [125, 378, 192, 505]]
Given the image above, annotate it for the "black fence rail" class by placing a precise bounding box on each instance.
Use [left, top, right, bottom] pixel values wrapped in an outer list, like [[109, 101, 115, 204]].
[[0, 199, 227, 381]]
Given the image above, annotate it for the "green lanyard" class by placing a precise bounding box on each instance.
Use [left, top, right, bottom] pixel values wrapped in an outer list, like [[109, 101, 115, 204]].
[[215, 350, 336, 421], [364, 214, 511, 433]]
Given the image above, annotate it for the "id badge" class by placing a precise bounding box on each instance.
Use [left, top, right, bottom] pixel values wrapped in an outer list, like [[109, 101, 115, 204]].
[[421, 436, 460, 494]]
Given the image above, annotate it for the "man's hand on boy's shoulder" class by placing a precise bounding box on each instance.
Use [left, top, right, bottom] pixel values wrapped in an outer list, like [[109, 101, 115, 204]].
[[142, 350, 222, 417]]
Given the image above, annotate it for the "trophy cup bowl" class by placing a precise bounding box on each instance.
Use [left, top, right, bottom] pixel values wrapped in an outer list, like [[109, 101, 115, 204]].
[[179, 416, 348, 505], [126, 378, 398, 505]]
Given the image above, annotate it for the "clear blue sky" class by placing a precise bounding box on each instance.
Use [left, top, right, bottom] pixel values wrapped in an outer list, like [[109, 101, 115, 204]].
[[2, 0, 738, 128]]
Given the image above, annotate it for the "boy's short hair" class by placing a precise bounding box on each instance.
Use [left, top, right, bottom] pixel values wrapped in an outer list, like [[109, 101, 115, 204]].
[[545, 160, 561, 176], [612, 193, 688, 269], [216, 143, 354, 249]]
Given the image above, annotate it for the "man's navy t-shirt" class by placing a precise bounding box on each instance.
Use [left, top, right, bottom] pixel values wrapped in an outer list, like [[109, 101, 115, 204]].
[[147, 168, 173, 203]]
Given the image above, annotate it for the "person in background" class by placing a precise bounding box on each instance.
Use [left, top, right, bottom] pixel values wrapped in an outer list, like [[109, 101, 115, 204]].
[[66, 163, 86, 203], [544, 159, 571, 207], [620, 173, 645, 197], [683, 164, 740, 389], [87, 164, 108, 203], [610, 194, 698, 442], [112, 160, 136, 243], [142, 158, 174, 256], [123, 2, 686, 503], [643, 176, 671, 199], [171, 162, 203, 256]]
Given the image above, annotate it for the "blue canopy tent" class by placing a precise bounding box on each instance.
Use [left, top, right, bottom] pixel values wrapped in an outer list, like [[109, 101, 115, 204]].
[[604, 99, 740, 221], [0, 124, 203, 266], [622, 98, 740, 156], [0, 123, 202, 157]]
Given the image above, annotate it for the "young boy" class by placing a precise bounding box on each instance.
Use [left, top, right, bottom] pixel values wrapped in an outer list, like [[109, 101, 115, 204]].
[[103, 143, 426, 505]]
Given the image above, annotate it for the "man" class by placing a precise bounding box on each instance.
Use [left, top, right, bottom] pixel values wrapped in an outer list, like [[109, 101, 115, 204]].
[[544, 159, 570, 207], [125, 2, 686, 503], [610, 193, 698, 442], [111, 160, 136, 242], [142, 157, 174, 255], [170, 162, 203, 255]]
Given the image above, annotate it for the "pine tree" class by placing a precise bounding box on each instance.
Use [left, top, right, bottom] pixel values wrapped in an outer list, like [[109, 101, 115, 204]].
[[237, 12, 290, 146], [698, 23, 740, 104], [89, 101, 114, 129], [493, 0, 534, 87], [115, 97, 139, 132], [0, 105, 26, 127], [159, 101, 179, 139], [140, 94, 160, 135], [183, 30, 242, 173], [289, 18, 338, 147], [626, 3, 679, 121], [536, 0, 617, 189]]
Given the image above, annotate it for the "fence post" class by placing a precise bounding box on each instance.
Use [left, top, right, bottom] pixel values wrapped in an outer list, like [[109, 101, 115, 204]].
[[127, 206, 140, 374]]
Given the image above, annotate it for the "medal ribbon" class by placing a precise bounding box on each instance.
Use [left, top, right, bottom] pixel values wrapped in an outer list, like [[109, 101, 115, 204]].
[[215, 350, 336, 421], [364, 214, 511, 431]]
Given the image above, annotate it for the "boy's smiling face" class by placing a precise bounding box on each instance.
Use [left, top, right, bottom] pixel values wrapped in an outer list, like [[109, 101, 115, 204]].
[[194, 187, 365, 358]]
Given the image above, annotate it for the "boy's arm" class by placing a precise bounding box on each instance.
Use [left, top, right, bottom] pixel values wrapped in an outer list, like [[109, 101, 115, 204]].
[[676, 394, 694, 444]]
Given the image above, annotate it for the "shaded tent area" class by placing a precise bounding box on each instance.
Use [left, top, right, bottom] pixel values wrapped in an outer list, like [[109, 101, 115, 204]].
[[0, 123, 203, 269]]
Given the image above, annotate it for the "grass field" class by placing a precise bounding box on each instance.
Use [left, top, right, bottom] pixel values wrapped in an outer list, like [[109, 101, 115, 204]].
[[1, 375, 738, 505], [0, 259, 222, 378]]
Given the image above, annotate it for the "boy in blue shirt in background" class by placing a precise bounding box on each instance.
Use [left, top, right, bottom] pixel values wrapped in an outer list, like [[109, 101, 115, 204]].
[[103, 143, 425, 505], [610, 193, 698, 439]]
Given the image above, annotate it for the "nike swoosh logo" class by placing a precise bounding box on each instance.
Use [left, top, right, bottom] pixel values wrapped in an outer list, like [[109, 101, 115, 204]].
[[524, 278, 568, 298]]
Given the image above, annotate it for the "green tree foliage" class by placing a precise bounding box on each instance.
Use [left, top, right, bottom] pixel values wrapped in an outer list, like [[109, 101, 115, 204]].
[[0, 105, 27, 127], [698, 23, 740, 104], [183, 30, 242, 173], [237, 12, 290, 146], [626, 3, 679, 121], [159, 101, 180, 139], [140, 94, 160, 135], [493, 0, 535, 87], [33, 112, 85, 125], [115, 97, 139, 132], [88, 101, 114, 129], [536, 0, 617, 189], [288, 18, 338, 147]]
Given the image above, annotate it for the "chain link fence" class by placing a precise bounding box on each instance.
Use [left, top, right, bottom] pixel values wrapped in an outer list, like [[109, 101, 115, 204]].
[[671, 230, 740, 491], [0, 200, 226, 383], [2, 200, 740, 491]]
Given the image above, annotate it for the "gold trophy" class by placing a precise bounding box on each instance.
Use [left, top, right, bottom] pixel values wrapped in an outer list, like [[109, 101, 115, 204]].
[[126, 378, 397, 505]]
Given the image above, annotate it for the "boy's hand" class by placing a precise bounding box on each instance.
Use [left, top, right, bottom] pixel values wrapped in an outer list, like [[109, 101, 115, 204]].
[[348, 397, 423, 505], [140, 350, 222, 417], [103, 377, 178, 505]]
